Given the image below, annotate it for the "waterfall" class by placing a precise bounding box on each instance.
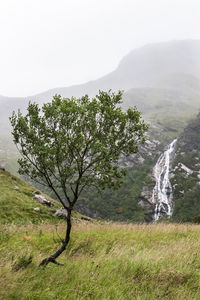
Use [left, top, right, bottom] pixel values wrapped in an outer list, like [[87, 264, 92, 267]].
[[152, 139, 177, 221]]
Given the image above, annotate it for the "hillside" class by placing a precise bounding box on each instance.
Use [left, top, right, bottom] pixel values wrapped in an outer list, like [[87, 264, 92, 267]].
[[172, 113, 200, 222], [0, 222, 200, 299], [25, 39, 200, 100], [1, 40, 200, 222], [75, 162, 152, 222], [0, 168, 81, 224], [1, 39, 200, 120], [123, 77, 200, 141]]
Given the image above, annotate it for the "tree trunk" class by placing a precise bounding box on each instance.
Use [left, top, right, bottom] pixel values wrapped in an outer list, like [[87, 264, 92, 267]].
[[39, 209, 72, 267]]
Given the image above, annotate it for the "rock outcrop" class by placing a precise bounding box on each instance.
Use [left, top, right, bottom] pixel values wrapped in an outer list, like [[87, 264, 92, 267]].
[[53, 208, 68, 219], [33, 192, 53, 207]]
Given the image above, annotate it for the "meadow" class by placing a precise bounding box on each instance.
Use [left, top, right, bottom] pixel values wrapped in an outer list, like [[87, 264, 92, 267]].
[[0, 222, 200, 299]]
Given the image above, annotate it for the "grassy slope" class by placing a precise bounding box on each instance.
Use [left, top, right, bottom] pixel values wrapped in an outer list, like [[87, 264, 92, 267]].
[[0, 168, 64, 224], [123, 86, 200, 142], [0, 222, 200, 299]]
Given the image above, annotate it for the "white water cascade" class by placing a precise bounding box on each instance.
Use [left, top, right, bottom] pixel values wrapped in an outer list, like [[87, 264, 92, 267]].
[[152, 139, 177, 221]]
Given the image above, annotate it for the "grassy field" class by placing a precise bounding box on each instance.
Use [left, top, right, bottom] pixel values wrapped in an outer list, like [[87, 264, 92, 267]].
[[0, 222, 200, 299]]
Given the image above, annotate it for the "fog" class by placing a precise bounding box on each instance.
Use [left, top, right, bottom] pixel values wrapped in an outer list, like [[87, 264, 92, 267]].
[[0, 0, 200, 97]]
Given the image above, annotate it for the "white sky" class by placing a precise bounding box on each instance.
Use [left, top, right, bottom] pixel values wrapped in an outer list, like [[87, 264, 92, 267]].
[[0, 0, 200, 97]]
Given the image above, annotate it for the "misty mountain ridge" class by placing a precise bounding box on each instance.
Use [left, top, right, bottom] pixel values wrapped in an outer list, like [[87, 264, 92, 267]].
[[1, 39, 200, 124], [28, 39, 200, 100], [1, 39, 200, 222], [1, 39, 200, 172], [1, 39, 200, 102]]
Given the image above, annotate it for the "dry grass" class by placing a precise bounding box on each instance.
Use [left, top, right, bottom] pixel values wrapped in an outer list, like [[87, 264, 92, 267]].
[[72, 221, 200, 232]]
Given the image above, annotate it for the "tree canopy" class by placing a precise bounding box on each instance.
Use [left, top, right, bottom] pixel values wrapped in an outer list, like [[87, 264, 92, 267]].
[[10, 90, 148, 265]]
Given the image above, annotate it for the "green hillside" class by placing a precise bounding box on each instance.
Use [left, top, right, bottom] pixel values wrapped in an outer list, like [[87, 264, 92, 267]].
[[76, 77, 200, 222], [123, 79, 200, 141], [172, 112, 200, 222], [76, 162, 153, 222], [0, 168, 64, 224]]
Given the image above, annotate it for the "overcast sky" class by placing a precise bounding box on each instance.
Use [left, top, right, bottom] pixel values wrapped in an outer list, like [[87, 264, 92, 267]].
[[0, 0, 200, 97]]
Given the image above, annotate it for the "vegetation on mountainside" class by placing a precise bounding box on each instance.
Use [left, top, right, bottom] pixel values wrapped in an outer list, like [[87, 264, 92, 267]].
[[123, 85, 200, 142], [0, 222, 200, 299], [172, 112, 200, 222], [76, 159, 154, 222], [1, 74, 200, 223], [0, 169, 63, 224]]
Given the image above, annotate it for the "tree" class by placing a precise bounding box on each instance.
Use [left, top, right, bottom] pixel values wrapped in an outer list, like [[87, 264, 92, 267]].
[[10, 90, 148, 266]]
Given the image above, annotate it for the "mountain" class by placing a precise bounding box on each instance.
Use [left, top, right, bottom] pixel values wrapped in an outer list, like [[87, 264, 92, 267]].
[[123, 74, 200, 141], [29, 39, 200, 100], [1, 39, 200, 105], [1, 39, 200, 222], [1, 39, 200, 119]]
